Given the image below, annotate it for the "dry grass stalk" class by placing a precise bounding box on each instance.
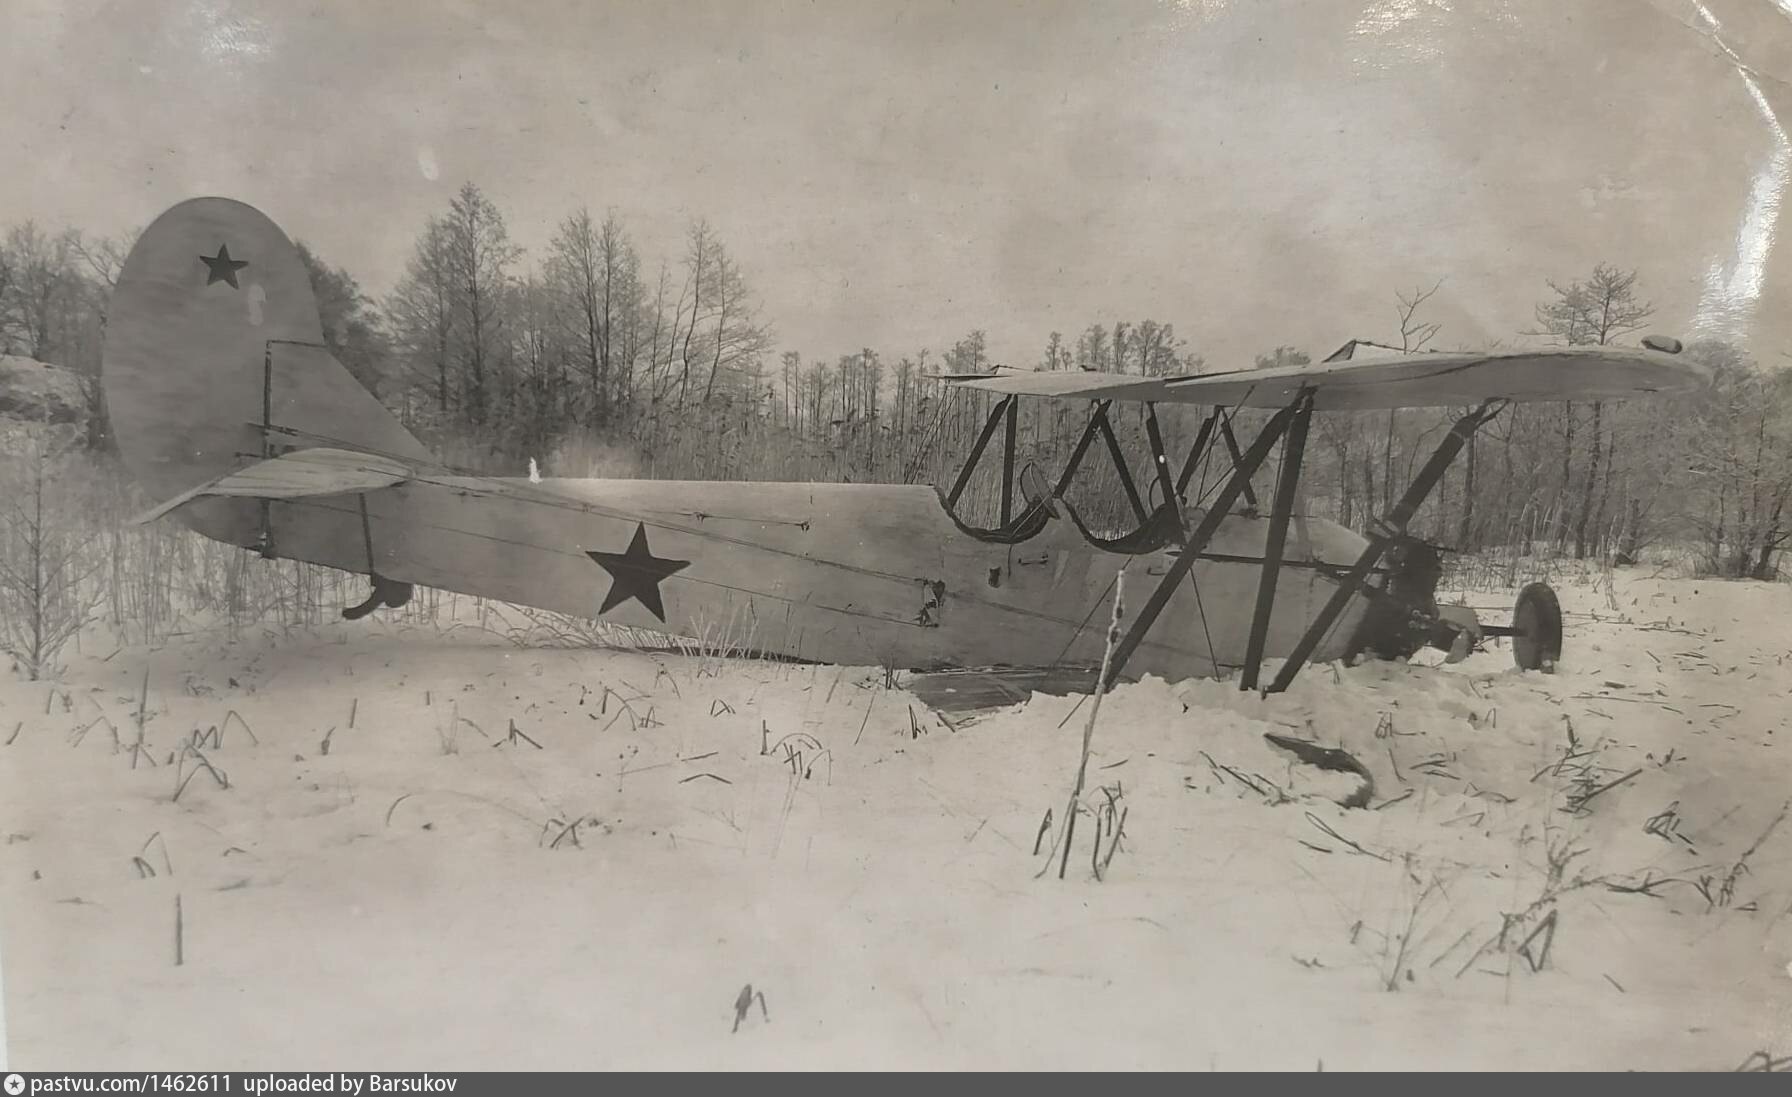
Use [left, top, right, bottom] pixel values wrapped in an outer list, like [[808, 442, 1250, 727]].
[[220, 710, 259, 745], [1038, 569, 1125, 881], [171, 744, 229, 801], [1455, 830, 1601, 979]]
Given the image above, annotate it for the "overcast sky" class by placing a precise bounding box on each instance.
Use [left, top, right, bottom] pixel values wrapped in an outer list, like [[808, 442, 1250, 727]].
[[8, 0, 1792, 369]]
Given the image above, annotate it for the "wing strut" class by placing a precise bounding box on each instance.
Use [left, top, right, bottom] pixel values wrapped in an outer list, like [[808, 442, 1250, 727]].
[[1102, 398, 1303, 690], [1240, 390, 1316, 692], [1264, 398, 1505, 694], [1052, 400, 1112, 498], [1174, 410, 1221, 500], [946, 395, 1014, 510], [1143, 403, 1184, 530], [1000, 394, 1019, 527], [1219, 416, 1261, 510], [1098, 408, 1150, 523]]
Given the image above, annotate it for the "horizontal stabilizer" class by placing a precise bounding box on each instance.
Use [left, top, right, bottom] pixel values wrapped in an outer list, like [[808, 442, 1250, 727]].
[[128, 447, 413, 525]]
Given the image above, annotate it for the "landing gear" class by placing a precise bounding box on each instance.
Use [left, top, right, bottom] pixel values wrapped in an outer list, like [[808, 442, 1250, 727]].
[[1510, 582, 1563, 673], [1344, 539, 1565, 674]]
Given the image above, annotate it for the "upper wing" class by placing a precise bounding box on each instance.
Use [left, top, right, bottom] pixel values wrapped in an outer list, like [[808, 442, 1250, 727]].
[[1165, 345, 1709, 410], [128, 447, 414, 525], [944, 345, 1710, 410], [937, 370, 1201, 402]]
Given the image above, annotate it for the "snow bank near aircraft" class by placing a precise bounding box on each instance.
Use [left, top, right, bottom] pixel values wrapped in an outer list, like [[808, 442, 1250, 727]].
[[1, 567, 1787, 1068]]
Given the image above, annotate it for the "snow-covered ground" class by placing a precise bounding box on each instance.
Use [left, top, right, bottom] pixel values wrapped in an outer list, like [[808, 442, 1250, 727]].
[[2, 568, 1789, 1070]]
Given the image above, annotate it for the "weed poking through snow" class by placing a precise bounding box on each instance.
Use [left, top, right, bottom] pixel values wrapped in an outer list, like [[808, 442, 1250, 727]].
[[732, 984, 769, 1033], [1037, 570, 1126, 881]]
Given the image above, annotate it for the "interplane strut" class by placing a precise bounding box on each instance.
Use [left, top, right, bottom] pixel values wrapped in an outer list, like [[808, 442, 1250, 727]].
[[1263, 398, 1506, 694]]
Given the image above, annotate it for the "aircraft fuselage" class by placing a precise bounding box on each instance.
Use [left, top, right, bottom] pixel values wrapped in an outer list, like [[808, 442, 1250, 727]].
[[179, 478, 1375, 684]]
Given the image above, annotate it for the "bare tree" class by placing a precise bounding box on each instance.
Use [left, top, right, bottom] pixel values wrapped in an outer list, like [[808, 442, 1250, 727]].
[[1679, 340, 1792, 578], [1076, 325, 1109, 372], [0, 429, 102, 679], [698, 244, 772, 405], [297, 242, 391, 398], [1385, 280, 1444, 512], [388, 217, 458, 420], [1531, 263, 1655, 557], [442, 183, 523, 426], [2, 223, 81, 361], [673, 219, 715, 407], [642, 261, 674, 406], [547, 208, 643, 426]]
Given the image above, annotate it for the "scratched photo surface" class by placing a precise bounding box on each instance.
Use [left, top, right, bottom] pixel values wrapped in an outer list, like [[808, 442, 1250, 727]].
[[2, 0, 1790, 1072]]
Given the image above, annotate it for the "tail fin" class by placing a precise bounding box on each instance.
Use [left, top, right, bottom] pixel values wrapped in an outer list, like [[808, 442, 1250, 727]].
[[102, 197, 433, 546]]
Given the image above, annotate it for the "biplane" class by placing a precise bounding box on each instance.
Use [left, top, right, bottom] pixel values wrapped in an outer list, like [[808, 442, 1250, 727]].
[[101, 197, 1711, 702]]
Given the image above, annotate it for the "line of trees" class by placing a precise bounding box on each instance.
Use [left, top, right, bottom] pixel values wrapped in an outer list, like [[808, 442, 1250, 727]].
[[2, 182, 1789, 578], [382, 184, 773, 457]]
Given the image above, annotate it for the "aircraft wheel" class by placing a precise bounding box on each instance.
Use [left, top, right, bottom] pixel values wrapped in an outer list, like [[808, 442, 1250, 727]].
[[1511, 582, 1563, 673]]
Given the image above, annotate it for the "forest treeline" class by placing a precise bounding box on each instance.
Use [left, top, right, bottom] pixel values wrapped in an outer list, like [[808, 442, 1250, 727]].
[[2, 181, 1789, 579]]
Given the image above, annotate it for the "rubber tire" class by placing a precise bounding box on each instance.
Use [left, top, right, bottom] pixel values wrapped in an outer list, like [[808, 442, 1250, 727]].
[[1512, 582, 1563, 673]]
